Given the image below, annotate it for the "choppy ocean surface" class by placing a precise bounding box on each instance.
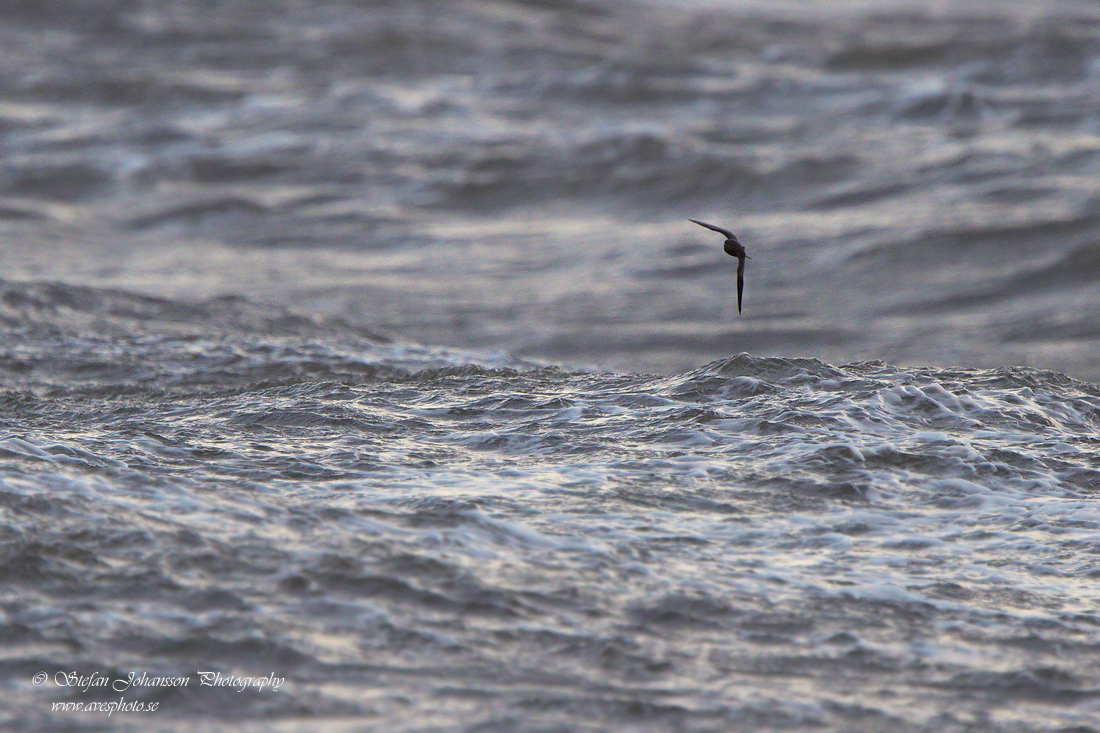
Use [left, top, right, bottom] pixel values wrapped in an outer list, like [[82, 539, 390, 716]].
[[3, 0, 1100, 731]]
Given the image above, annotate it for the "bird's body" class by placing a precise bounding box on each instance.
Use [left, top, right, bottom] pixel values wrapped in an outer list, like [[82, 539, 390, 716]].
[[689, 218, 750, 314]]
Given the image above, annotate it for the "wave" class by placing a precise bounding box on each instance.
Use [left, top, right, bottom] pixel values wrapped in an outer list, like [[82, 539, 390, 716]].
[[430, 132, 861, 210], [0, 279, 389, 341]]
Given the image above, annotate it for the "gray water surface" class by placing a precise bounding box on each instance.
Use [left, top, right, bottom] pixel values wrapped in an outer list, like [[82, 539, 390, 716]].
[[3, 1, 1100, 731]]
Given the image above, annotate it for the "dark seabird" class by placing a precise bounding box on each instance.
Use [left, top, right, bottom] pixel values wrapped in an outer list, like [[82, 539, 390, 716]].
[[690, 219, 751, 314]]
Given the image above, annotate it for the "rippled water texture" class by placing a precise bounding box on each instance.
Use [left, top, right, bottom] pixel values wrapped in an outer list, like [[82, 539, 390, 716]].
[[2, 282, 1100, 731], [2, 0, 1100, 731], [1, 0, 1099, 377]]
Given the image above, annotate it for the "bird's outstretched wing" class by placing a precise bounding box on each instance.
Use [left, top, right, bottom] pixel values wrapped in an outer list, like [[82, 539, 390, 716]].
[[689, 218, 735, 239], [736, 255, 745, 314]]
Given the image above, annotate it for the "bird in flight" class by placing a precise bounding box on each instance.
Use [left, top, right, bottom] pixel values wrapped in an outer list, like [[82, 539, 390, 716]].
[[689, 219, 751, 314]]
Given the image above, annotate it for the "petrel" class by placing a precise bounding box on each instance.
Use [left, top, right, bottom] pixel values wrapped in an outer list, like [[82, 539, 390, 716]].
[[690, 219, 751, 314]]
